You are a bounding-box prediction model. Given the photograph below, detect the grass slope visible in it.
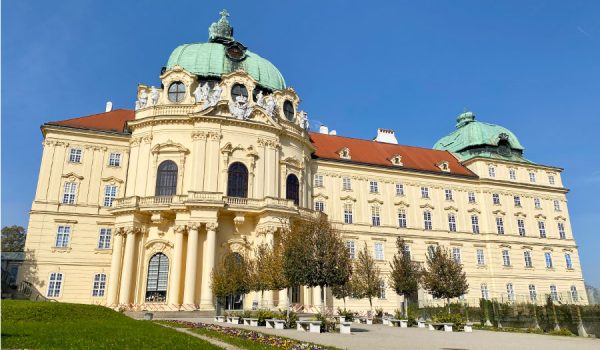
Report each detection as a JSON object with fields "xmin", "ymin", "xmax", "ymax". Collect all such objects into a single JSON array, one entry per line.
[{"xmin": 1, "ymin": 300, "xmax": 222, "ymax": 349}]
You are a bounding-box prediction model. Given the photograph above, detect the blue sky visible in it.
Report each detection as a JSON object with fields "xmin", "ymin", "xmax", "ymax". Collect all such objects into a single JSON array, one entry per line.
[{"xmin": 2, "ymin": 1, "xmax": 599, "ymax": 285}]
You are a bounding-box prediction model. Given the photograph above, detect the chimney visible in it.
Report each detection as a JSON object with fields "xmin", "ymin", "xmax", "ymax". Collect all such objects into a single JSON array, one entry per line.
[
  {"xmin": 319, "ymin": 125, "xmax": 329, "ymax": 134},
  {"xmin": 105, "ymin": 101, "xmax": 113, "ymax": 112},
  {"xmin": 374, "ymin": 128, "xmax": 398, "ymax": 144},
  {"xmin": 329, "ymin": 130, "xmax": 337, "ymax": 135}
]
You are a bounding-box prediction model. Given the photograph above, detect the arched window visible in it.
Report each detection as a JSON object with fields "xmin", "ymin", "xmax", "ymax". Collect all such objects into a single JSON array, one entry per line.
[
  {"xmin": 286, "ymin": 174, "xmax": 300, "ymax": 205},
  {"xmin": 231, "ymin": 84, "xmax": 248, "ymax": 101},
  {"xmin": 146, "ymin": 253, "xmax": 169, "ymax": 302},
  {"xmin": 227, "ymin": 162, "xmax": 248, "ymax": 198},
  {"xmin": 283, "ymin": 100, "xmax": 295, "ymax": 121},
  {"xmin": 156, "ymin": 160, "xmax": 178, "ymax": 196}
]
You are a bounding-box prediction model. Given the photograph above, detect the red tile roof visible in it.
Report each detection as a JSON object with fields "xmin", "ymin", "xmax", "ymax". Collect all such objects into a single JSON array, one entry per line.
[
  {"xmin": 309, "ymin": 132, "xmax": 475, "ymax": 177},
  {"xmin": 45, "ymin": 109, "xmax": 135, "ymax": 133}
]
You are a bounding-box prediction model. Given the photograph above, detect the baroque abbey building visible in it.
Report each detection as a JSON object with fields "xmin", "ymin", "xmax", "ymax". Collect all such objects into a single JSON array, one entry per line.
[{"xmin": 21, "ymin": 11, "xmax": 586, "ymax": 311}]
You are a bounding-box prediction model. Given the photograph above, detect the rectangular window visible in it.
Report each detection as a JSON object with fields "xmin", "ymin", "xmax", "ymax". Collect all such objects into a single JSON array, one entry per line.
[
  {"xmin": 545, "ymin": 252, "xmax": 553, "ymax": 268},
  {"xmin": 342, "ymin": 177, "xmax": 352, "ymax": 191},
  {"xmin": 548, "ymin": 175, "xmax": 555, "ymax": 185},
  {"xmin": 550, "ymin": 285, "xmax": 558, "ymax": 301},
  {"xmin": 103, "ymin": 185, "xmax": 117, "ymax": 207},
  {"xmin": 471, "ymin": 215, "xmax": 480, "ymax": 234},
  {"xmin": 346, "ymin": 240, "xmax": 355, "ymax": 259},
  {"xmin": 524, "ymin": 251, "xmax": 533, "ymax": 268},
  {"xmin": 514, "ymin": 196, "xmax": 521, "ymax": 207},
  {"xmin": 529, "ymin": 284, "xmax": 537, "ymax": 303},
  {"xmin": 496, "ymin": 217, "xmax": 505, "ymax": 235},
  {"xmin": 517, "ymin": 219, "xmax": 526, "ymax": 236},
  {"xmin": 395, "ymin": 183, "xmax": 404, "ymax": 196},
  {"xmin": 492, "ymin": 193, "xmax": 500, "ymax": 205},
  {"xmin": 468, "ymin": 191, "xmax": 476, "ymax": 203},
  {"xmin": 452, "ymin": 247, "xmax": 461, "ymax": 263},
  {"xmin": 565, "ymin": 253, "xmax": 573, "ymax": 269},
  {"xmin": 369, "ymin": 181, "xmax": 379, "ymax": 193},
  {"xmin": 448, "ymin": 213, "xmax": 457, "ymax": 232},
  {"xmin": 558, "ymin": 222, "xmax": 566, "ymax": 239},
  {"xmin": 47, "ymin": 272, "xmax": 63, "ymax": 297},
  {"xmin": 314, "ymin": 201, "xmax": 325, "ymax": 212},
  {"xmin": 509, "ymin": 168, "xmax": 517, "ymax": 180},
  {"xmin": 371, "ymin": 206, "xmax": 381, "ymax": 226},
  {"xmin": 476, "ymin": 249, "xmax": 485, "ymax": 266},
  {"xmin": 397, "ymin": 209, "xmax": 407, "ymax": 228},
  {"xmin": 92, "ymin": 273, "xmax": 107, "ymax": 297},
  {"xmin": 378, "ymin": 280, "xmax": 386, "ymax": 299},
  {"xmin": 507, "ymin": 283, "xmax": 515, "ymax": 302},
  {"xmin": 538, "ymin": 221, "xmax": 546, "ymax": 238},
  {"xmin": 69, "ymin": 148, "xmax": 82, "ymax": 163},
  {"xmin": 374, "ymin": 242, "xmax": 384, "ymax": 261},
  {"xmin": 553, "ymin": 200, "xmax": 561, "ymax": 211},
  {"xmin": 98, "ymin": 228, "xmax": 112, "ymax": 249},
  {"xmin": 403, "ymin": 245, "xmax": 411, "ymax": 260},
  {"xmin": 423, "ymin": 211, "xmax": 432, "ymax": 230},
  {"xmin": 534, "ymin": 198, "xmax": 541, "ymax": 209},
  {"xmin": 502, "ymin": 250, "xmax": 511, "ymax": 266},
  {"xmin": 314, "ymin": 174, "xmax": 324, "ymax": 187},
  {"xmin": 55, "ymin": 226, "xmax": 71, "ymax": 248},
  {"xmin": 108, "ymin": 153, "xmax": 121, "ymax": 167},
  {"xmin": 529, "ymin": 172, "xmax": 536, "ymax": 183},
  {"xmin": 343, "ymin": 203, "xmax": 353, "ymax": 224},
  {"xmin": 445, "ymin": 189, "xmax": 453, "ymax": 201},
  {"xmin": 481, "ymin": 284, "xmax": 489, "ymax": 300},
  {"xmin": 62, "ymin": 182, "xmax": 77, "ymax": 205},
  {"xmin": 488, "ymin": 166, "xmax": 496, "ymax": 177},
  {"xmin": 421, "ymin": 187, "xmax": 429, "ymax": 199}
]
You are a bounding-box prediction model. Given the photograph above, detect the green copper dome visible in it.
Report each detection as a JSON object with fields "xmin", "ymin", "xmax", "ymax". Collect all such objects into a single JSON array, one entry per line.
[
  {"xmin": 165, "ymin": 10, "xmax": 286, "ymax": 91},
  {"xmin": 433, "ymin": 111, "xmax": 532, "ymax": 163}
]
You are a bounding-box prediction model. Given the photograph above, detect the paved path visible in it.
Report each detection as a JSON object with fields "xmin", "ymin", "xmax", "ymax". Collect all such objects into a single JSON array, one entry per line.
[
  {"xmin": 157, "ymin": 322, "xmax": 240, "ymax": 350},
  {"xmin": 161, "ymin": 317, "xmax": 599, "ymax": 350}
]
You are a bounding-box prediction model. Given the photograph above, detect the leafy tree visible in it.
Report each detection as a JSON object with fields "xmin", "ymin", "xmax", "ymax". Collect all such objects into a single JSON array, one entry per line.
[
  {"xmin": 1, "ymin": 226, "xmax": 26, "ymax": 252},
  {"xmin": 422, "ymin": 245, "xmax": 469, "ymax": 313},
  {"xmin": 351, "ymin": 243, "xmax": 381, "ymax": 311},
  {"xmin": 249, "ymin": 241, "xmax": 288, "ymax": 308},
  {"xmin": 211, "ymin": 249, "xmax": 252, "ymax": 312},
  {"xmin": 389, "ymin": 237, "xmax": 422, "ymax": 317},
  {"xmin": 331, "ymin": 278, "xmax": 353, "ymax": 310}
]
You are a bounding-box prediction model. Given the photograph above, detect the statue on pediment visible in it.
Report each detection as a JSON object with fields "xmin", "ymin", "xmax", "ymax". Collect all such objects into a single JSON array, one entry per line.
[
  {"xmin": 150, "ymin": 86, "xmax": 160, "ymax": 106},
  {"xmin": 194, "ymin": 82, "xmax": 210, "ymax": 103}
]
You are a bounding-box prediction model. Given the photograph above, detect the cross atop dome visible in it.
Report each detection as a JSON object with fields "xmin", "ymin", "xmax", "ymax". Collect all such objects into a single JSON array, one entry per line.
[{"xmin": 208, "ymin": 9, "xmax": 234, "ymax": 43}]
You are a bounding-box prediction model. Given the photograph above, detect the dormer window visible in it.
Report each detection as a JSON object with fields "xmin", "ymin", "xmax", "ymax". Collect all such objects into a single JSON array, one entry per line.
[
  {"xmin": 339, "ymin": 147, "xmax": 351, "ymax": 160},
  {"xmin": 167, "ymin": 81, "xmax": 186, "ymax": 103},
  {"xmin": 437, "ymin": 161, "xmax": 450, "ymax": 172},
  {"xmin": 390, "ymin": 155, "xmax": 403, "ymax": 166}
]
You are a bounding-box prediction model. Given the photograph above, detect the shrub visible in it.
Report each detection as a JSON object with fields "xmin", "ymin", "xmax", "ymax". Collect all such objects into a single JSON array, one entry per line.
[
  {"xmin": 548, "ymin": 328, "xmax": 575, "ymax": 337},
  {"xmin": 337, "ymin": 308, "xmax": 354, "ymax": 322},
  {"xmin": 314, "ymin": 313, "xmax": 336, "ymax": 332},
  {"xmin": 432, "ymin": 313, "xmax": 464, "ymax": 331}
]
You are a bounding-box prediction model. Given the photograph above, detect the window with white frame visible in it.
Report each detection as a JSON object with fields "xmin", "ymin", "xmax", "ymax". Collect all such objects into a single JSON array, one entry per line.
[
  {"xmin": 92, "ymin": 273, "xmax": 107, "ymax": 297},
  {"xmin": 517, "ymin": 219, "xmax": 526, "ymax": 236},
  {"xmin": 468, "ymin": 191, "xmax": 476, "ymax": 203},
  {"xmin": 97, "ymin": 228, "xmax": 111, "ymax": 249},
  {"xmin": 314, "ymin": 174, "xmax": 324, "ymax": 187},
  {"xmin": 488, "ymin": 166, "xmax": 496, "ymax": 177},
  {"xmin": 452, "ymin": 247, "xmax": 461, "ymax": 263},
  {"xmin": 570, "ymin": 285, "xmax": 578, "ymax": 302},
  {"xmin": 524, "ymin": 251, "xmax": 533, "ymax": 268},
  {"xmin": 529, "ymin": 172, "xmax": 536, "ymax": 183},
  {"xmin": 529, "ymin": 284, "xmax": 537, "ymax": 303},
  {"xmin": 346, "ymin": 240, "xmax": 356, "ymax": 259},
  {"xmin": 314, "ymin": 201, "xmax": 325, "ymax": 212},
  {"xmin": 544, "ymin": 252, "xmax": 553, "ymax": 268},
  {"xmin": 553, "ymin": 200, "xmax": 561, "ymax": 211},
  {"xmin": 476, "ymin": 249, "xmax": 485, "ymax": 266},
  {"xmin": 369, "ymin": 180, "xmax": 379, "ymax": 193},
  {"xmin": 378, "ymin": 280, "xmax": 386, "ymax": 299},
  {"xmin": 538, "ymin": 221, "xmax": 546, "ymax": 238},
  {"xmin": 374, "ymin": 242, "xmax": 384, "ymax": 261},
  {"xmin": 63, "ymin": 182, "xmax": 77, "ymax": 204},
  {"xmin": 371, "ymin": 206, "xmax": 381, "ymax": 226},
  {"xmin": 534, "ymin": 198, "xmax": 541, "ymax": 209},
  {"xmin": 343, "ymin": 203, "xmax": 353, "ymax": 224},
  {"xmin": 514, "ymin": 196, "xmax": 521, "ymax": 207},
  {"xmin": 423, "ymin": 211, "xmax": 432, "ymax": 230},
  {"xmin": 445, "ymin": 189, "xmax": 453, "ymax": 201},
  {"xmin": 421, "ymin": 187, "xmax": 429, "ymax": 199},
  {"xmin": 502, "ymin": 250, "xmax": 511, "ymax": 266},
  {"xmin": 342, "ymin": 177, "xmax": 352, "ymax": 190},
  {"xmin": 427, "ymin": 245, "xmax": 436, "ymax": 258},
  {"xmin": 395, "ymin": 183, "xmax": 404, "ymax": 196},
  {"xmin": 492, "ymin": 193, "xmax": 500, "ymax": 205},
  {"xmin": 496, "ymin": 217, "xmax": 505, "ymax": 235},
  {"xmin": 565, "ymin": 253, "xmax": 573, "ymax": 269},
  {"xmin": 471, "ymin": 215, "xmax": 480, "ymax": 234},
  {"xmin": 509, "ymin": 168, "xmax": 517, "ymax": 180},
  {"xmin": 558, "ymin": 222, "xmax": 566, "ymax": 239},
  {"xmin": 403, "ymin": 245, "xmax": 411, "ymax": 260},
  {"xmin": 69, "ymin": 148, "xmax": 82, "ymax": 163},
  {"xmin": 108, "ymin": 153, "xmax": 121, "ymax": 167},
  {"xmin": 398, "ymin": 209, "xmax": 407, "ymax": 228},
  {"xmin": 448, "ymin": 213, "xmax": 457, "ymax": 232},
  {"xmin": 548, "ymin": 175, "xmax": 555, "ymax": 185},
  {"xmin": 550, "ymin": 285, "xmax": 558, "ymax": 301},
  {"xmin": 103, "ymin": 185, "xmax": 117, "ymax": 207},
  {"xmin": 507, "ymin": 283, "xmax": 515, "ymax": 302},
  {"xmin": 47, "ymin": 272, "xmax": 63, "ymax": 297},
  {"xmin": 55, "ymin": 226, "xmax": 71, "ymax": 248},
  {"xmin": 481, "ymin": 284, "xmax": 489, "ymax": 300}
]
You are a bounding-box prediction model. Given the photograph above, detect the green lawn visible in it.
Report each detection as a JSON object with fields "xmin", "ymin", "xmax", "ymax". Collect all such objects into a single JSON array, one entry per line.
[{"xmin": 1, "ymin": 300, "xmax": 223, "ymax": 349}]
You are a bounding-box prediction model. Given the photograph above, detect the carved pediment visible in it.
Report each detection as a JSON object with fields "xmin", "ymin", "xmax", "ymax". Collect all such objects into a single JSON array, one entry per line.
[
  {"xmin": 151, "ymin": 140, "xmax": 189, "ymax": 154},
  {"xmin": 420, "ymin": 203, "xmax": 435, "ymax": 209},
  {"xmin": 554, "ymin": 215, "xmax": 566, "ymax": 221},
  {"xmin": 492, "ymin": 209, "xmax": 506, "ymax": 216},
  {"xmin": 101, "ymin": 176, "xmax": 124, "ymax": 184},
  {"xmin": 61, "ymin": 172, "xmax": 84, "ymax": 181},
  {"xmin": 144, "ymin": 239, "xmax": 174, "ymax": 250},
  {"xmin": 444, "ymin": 206, "xmax": 459, "ymax": 212},
  {"xmin": 468, "ymin": 208, "xmax": 481, "ymax": 214},
  {"xmin": 368, "ymin": 198, "xmax": 384, "ymax": 205},
  {"xmin": 535, "ymin": 214, "xmax": 547, "ymax": 219},
  {"xmin": 340, "ymin": 195, "xmax": 357, "ymax": 202},
  {"xmin": 282, "ymin": 156, "xmax": 302, "ymax": 168},
  {"xmin": 394, "ymin": 200, "xmax": 410, "ymax": 207},
  {"xmin": 313, "ymin": 193, "xmax": 329, "ymax": 200},
  {"xmin": 514, "ymin": 211, "xmax": 527, "ymax": 217}
]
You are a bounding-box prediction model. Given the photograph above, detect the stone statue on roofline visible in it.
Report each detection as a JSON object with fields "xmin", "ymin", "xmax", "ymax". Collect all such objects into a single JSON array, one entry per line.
[
  {"xmin": 138, "ymin": 90, "xmax": 148, "ymax": 108},
  {"xmin": 228, "ymin": 94, "xmax": 253, "ymax": 120},
  {"xmin": 265, "ymin": 95, "xmax": 276, "ymax": 118},
  {"xmin": 150, "ymin": 86, "xmax": 160, "ymax": 106},
  {"xmin": 207, "ymin": 83, "xmax": 223, "ymax": 107},
  {"xmin": 255, "ymin": 91, "xmax": 265, "ymax": 107},
  {"xmin": 194, "ymin": 82, "xmax": 210, "ymax": 103},
  {"xmin": 298, "ymin": 111, "xmax": 309, "ymax": 130}
]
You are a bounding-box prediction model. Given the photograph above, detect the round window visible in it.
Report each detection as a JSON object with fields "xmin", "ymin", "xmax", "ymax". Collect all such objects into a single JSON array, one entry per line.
[
  {"xmin": 167, "ymin": 82, "xmax": 186, "ymax": 103},
  {"xmin": 231, "ymin": 84, "xmax": 248, "ymax": 102},
  {"xmin": 283, "ymin": 100, "xmax": 295, "ymax": 121}
]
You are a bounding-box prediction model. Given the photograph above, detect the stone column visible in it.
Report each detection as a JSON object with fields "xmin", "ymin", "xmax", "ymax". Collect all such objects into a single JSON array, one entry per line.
[
  {"xmin": 118, "ymin": 228, "xmax": 138, "ymax": 305},
  {"xmin": 106, "ymin": 229, "xmax": 124, "ymax": 306},
  {"xmin": 313, "ymin": 286, "xmax": 322, "ymax": 308},
  {"xmin": 168, "ymin": 225, "xmax": 186, "ymax": 306},
  {"xmin": 200, "ymin": 222, "xmax": 218, "ymax": 309},
  {"xmin": 278, "ymin": 289, "xmax": 289, "ymax": 309},
  {"xmin": 183, "ymin": 223, "xmax": 200, "ymax": 307}
]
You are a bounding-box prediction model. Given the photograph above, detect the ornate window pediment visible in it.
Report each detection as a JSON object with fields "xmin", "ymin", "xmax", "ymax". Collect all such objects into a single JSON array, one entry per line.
[
  {"xmin": 394, "ymin": 200, "xmax": 410, "ymax": 207},
  {"xmin": 368, "ymin": 198, "xmax": 384, "ymax": 205},
  {"xmin": 492, "ymin": 209, "xmax": 506, "ymax": 216},
  {"xmin": 340, "ymin": 195, "xmax": 357, "ymax": 202},
  {"xmin": 390, "ymin": 155, "xmax": 403, "ymax": 166},
  {"xmin": 144, "ymin": 239, "xmax": 174, "ymax": 250},
  {"xmin": 61, "ymin": 172, "xmax": 84, "ymax": 181},
  {"xmin": 468, "ymin": 208, "xmax": 481, "ymax": 214},
  {"xmin": 535, "ymin": 213, "xmax": 547, "ymax": 219},
  {"xmin": 514, "ymin": 211, "xmax": 527, "ymax": 217},
  {"xmin": 101, "ymin": 176, "xmax": 124, "ymax": 185},
  {"xmin": 444, "ymin": 206, "xmax": 459, "ymax": 212},
  {"xmin": 151, "ymin": 140, "xmax": 189, "ymax": 154},
  {"xmin": 313, "ymin": 193, "xmax": 329, "ymax": 200},
  {"xmin": 420, "ymin": 203, "xmax": 435, "ymax": 210},
  {"xmin": 554, "ymin": 215, "xmax": 566, "ymax": 221}
]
